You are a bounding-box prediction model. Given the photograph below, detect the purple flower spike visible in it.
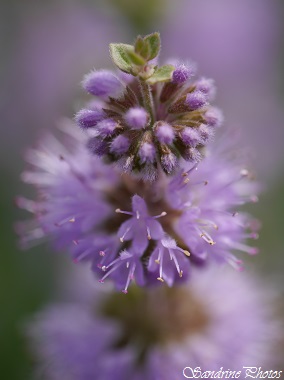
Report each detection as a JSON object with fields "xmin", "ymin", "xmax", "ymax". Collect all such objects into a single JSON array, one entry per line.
[
  {"xmin": 75, "ymin": 108, "xmax": 105, "ymax": 129},
  {"xmin": 124, "ymin": 107, "xmax": 148, "ymax": 129},
  {"xmin": 18, "ymin": 34, "xmax": 261, "ymax": 292},
  {"xmin": 27, "ymin": 266, "xmax": 280, "ymax": 378},
  {"xmin": 172, "ymin": 64, "xmax": 193, "ymax": 84},
  {"xmin": 154, "ymin": 122, "xmax": 175, "ymax": 144},
  {"xmin": 185, "ymin": 90, "xmax": 207, "ymax": 110},
  {"xmin": 82, "ymin": 69, "xmax": 124, "ymax": 98},
  {"xmin": 110, "ymin": 135, "xmax": 130, "ymax": 155}
]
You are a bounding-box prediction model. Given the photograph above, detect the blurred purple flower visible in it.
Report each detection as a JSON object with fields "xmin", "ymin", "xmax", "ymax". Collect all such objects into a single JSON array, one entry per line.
[
  {"xmin": 27, "ymin": 267, "xmax": 281, "ymax": 379},
  {"xmin": 17, "ymin": 119, "xmax": 259, "ymax": 292}
]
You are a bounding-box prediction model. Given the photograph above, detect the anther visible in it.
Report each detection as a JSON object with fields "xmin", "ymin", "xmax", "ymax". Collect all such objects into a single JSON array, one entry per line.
[
  {"xmin": 153, "ymin": 211, "xmax": 167, "ymax": 219},
  {"xmin": 183, "ymin": 250, "xmax": 190, "ymax": 256},
  {"xmin": 200, "ymin": 232, "xmax": 216, "ymax": 245},
  {"xmin": 157, "ymin": 277, "xmax": 164, "ymax": 282}
]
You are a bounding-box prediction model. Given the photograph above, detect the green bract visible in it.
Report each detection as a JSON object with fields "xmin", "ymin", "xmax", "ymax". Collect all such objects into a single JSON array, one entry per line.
[
  {"xmin": 110, "ymin": 32, "xmax": 169, "ymax": 83},
  {"xmin": 146, "ymin": 65, "xmax": 175, "ymax": 85},
  {"xmin": 109, "ymin": 43, "xmax": 135, "ymax": 74}
]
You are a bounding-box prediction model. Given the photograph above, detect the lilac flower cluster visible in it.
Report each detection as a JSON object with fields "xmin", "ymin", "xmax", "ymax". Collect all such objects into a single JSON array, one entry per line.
[
  {"xmin": 17, "ymin": 124, "xmax": 258, "ymax": 293},
  {"xmin": 27, "ymin": 267, "xmax": 279, "ymax": 379},
  {"xmin": 75, "ymin": 35, "xmax": 222, "ymax": 180},
  {"xmin": 17, "ymin": 33, "xmax": 259, "ymax": 294}
]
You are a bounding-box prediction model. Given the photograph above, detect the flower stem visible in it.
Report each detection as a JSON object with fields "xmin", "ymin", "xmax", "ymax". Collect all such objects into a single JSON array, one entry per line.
[{"xmin": 139, "ymin": 79, "xmax": 155, "ymax": 125}]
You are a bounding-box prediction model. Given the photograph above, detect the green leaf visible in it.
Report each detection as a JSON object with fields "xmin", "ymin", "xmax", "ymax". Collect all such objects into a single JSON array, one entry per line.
[
  {"xmin": 127, "ymin": 50, "xmax": 146, "ymax": 66},
  {"xmin": 135, "ymin": 36, "xmax": 150, "ymax": 60},
  {"xmin": 109, "ymin": 43, "xmax": 135, "ymax": 73},
  {"xmin": 144, "ymin": 32, "xmax": 161, "ymax": 60},
  {"xmin": 134, "ymin": 36, "xmax": 144, "ymax": 54},
  {"xmin": 146, "ymin": 64, "xmax": 174, "ymax": 85}
]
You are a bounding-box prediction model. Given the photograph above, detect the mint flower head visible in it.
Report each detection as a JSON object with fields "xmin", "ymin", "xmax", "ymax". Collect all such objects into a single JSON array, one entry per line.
[
  {"xmin": 17, "ymin": 120, "xmax": 259, "ymax": 293},
  {"xmin": 27, "ymin": 268, "xmax": 280, "ymax": 379},
  {"xmin": 17, "ymin": 32, "xmax": 259, "ymax": 293},
  {"xmin": 75, "ymin": 33, "xmax": 222, "ymax": 180}
]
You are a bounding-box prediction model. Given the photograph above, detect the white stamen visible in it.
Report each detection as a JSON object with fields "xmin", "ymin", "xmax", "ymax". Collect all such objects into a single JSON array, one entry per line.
[
  {"xmin": 122, "ymin": 262, "xmax": 136, "ymax": 294},
  {"xmin": 120, "ymin": 227, "xmax": 131, "ymax": 243},
  {"xmin": 153, "ymin": 211, "xmax": 167, "ymax": 219},
  {"xmin": 115, "ymin": 208, "xmax": 133, "ymax": 216}
]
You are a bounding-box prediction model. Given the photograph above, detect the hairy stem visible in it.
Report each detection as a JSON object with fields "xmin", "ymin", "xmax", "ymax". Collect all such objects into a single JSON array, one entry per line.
[{"xmin": 139, "ymin": 79, "xmax": 155, "ymax": 125}]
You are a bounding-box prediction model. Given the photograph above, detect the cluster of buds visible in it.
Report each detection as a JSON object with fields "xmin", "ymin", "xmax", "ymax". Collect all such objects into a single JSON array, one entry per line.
[{"xmin": 76, "ymin": 33, "xmax": 222, "ymax": 180}]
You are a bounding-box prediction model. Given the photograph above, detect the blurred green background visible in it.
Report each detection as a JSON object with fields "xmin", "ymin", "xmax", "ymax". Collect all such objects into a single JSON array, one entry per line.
[{"xmin": 1, "ymin": 0, "xmax": 284, "ymax": 378}]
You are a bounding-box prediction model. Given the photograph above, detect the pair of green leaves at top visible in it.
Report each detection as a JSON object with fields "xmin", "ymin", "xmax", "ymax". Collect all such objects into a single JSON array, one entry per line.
[{"xmin": 110, "ymin": 32, "xmax": 174, "ymax": 85}]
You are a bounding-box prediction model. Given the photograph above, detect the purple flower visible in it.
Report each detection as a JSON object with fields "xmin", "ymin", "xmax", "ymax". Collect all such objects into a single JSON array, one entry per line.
[
  {"xmin": 154, "ymin": 121, "xmax": 175, "ymax": 145},
  {"xmin": 26, "ymin": 267, "xmax": 281, "ymax": 379},
  {"xmin": 185, "ymin": 90, "xmax": 207, "ymax": 110},
  {"xmin": 172, "ymin": 63, "xmax": 193, "ymax": 84},
  {"xmin": 124, "ymin": 107, "xmax": 149, "ymax": 129},
  {"xmin": 74, "ymin": 35, "xmax": 221, "ymax": 178},
  {"xmin": 75, "ymin": 108, "xmax": 105, "ymax": 129},
  {"xmin": 82, "ymin": 69, "xmax": 124, "ymax": 99},
  {"xmin": 17, "ymin": 120, "xmax": 259, "ymax": 293}
]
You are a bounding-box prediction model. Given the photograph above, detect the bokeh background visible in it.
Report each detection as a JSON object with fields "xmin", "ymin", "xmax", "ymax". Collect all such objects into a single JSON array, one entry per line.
[{"xmin": 1, "ymin": 0, "xmax": 284, "ymax": 378}]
